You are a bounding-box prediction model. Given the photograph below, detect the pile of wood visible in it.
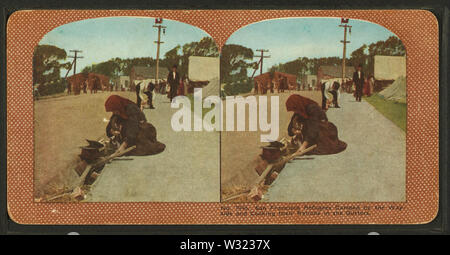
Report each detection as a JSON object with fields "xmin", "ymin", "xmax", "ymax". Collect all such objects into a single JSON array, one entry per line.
[
  {"xmin": 222, "ymin": 137, "xmax": 317, "ymax": 202},
  {"xmin": 44, "ymin": 138, "xmax": 136, "ymax": 202}
]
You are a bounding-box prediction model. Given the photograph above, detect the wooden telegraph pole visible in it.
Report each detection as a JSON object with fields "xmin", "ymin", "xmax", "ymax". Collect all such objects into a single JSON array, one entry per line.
[
  {"xmin": 339, "ymin": 18, "xmax": 351, "ymax": 85},
  {"xmin": 251, "ymin": 49, "xmax": 270, "ymax": 78},
  {"xmin": 153, "ymin": 18, "xmax": 166, "ymax": 86},
  {"xmin": 68, "ymin": 50, "xmax": 83, "ymax": 75}
]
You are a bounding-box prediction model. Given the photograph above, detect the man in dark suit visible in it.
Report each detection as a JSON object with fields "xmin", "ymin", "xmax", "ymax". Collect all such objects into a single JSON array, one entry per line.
[
  {"xmin": 353, "ymin": 64, "xmax": 364, "ymax": 102},
  {"xmin": 167, "ymin": 64, "xmax": 180, "ymax": 102}
]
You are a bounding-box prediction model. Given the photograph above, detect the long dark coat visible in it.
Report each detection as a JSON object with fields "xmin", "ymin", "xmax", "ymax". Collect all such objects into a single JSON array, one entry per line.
[
  {"xmin": 288, "ymin": 104, "xmax": 346, "ymax": 155},
  {"xmin": 106, "ymin": 114, "xmax": 165, "ymax": 156}
]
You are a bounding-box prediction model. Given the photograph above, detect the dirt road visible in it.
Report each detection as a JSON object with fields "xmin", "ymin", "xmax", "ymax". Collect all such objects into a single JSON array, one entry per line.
[
  {"xmin": 35, "ymin": 91, "xmax": 220, "ymax": 201},
  {"xmin": 263, "ymin": 93, "xmax": 406, "ymax": 202},
  {"xmin": 36, "ymin": 89, "xmax": 405, "ymax": 202},
  {"xmin": 220, "ymin": 91, "xmax": 322, "ymax": 197},
  {"xmin": 86, "ymin": 93, "xmax": 220, "ymax": 202},
  {"xmin": 34, "ymin": 91, "xmax": 136, "ymax": 197}
]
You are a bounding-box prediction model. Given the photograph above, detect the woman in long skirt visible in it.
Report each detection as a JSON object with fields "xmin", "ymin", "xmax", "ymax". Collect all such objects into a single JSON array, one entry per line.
[{"xmin": 286, "ymin": 94, "xmax": 347, "ymax": 155}]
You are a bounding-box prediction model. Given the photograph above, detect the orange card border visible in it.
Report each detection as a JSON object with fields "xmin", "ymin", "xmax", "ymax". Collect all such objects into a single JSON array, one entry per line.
[{"xmin": 6, "ymin": 9, "xmax": 439, "ymax": 225}]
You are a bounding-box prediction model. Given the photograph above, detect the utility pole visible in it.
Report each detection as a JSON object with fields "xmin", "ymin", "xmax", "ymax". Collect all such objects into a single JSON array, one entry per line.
[
  {"xmin": 63, "ymin": 59, "xmax": 75, "ymax": 80},
  {"xmin": 250, "ymin": 58, "xmax": 262, "ymax": 78},
  {"xmin": 254, "ymin": 49, "xmax": 270, "ymax": 75},
  {"xmin": 153, "ymin": 18, "xmax": 166, "ymax": 86},
  {"xmin": 339, "ymin": 18, "xmax": 351, "ymax": 85},
  {"xmin": 68, "ymin": 50, "xmax": 83, "ymax": 75}
]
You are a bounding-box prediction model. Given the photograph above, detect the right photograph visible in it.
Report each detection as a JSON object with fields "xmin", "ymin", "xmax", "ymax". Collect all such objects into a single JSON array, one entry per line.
[{"xmin": 220, "ymin": 17, "xmax": 406, "ymax": 202}]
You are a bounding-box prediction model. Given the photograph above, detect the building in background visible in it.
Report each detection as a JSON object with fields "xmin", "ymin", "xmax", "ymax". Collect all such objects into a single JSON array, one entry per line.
[
  {"xmin": 130, "ymin": 66, "xmax": 169, "ymax": 91},
  {"xmin": 188, "ymin": 56, "xmax": 220, "ymax": 98},
  {"xmin": 370, "ymin": 55, "xmax": 406, "ymax": 92},
  {"xmin": 317, "ymin": 65, "xmax": 355, "ymax": 89},
  {"xmin": 114, "ymin": 76, "xmax": 130, "ymax": 91},
  {"xmin": 373, "ymin": 55, "xmax": 406, "ymax": 81},
  {"xmin": 300, "ymin": 74, "xmax": 317, "ymax": 90},
  {"xmin": 253, "ymin": 71, "xmax": 297, "ymax": 94}
]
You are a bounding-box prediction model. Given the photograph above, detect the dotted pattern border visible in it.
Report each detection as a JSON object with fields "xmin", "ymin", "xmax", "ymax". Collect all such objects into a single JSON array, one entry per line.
[{"xmin": 6, "ymin": 10, "xmax": 439, "ymax": 225}]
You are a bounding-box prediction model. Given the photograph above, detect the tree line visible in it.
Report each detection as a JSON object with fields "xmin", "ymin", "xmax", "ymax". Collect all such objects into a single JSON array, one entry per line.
[
  {"xmin": 32, "ymin": 37, "xmax": 219, "ymax": 95},
  {"xmin": 268, "ymin": 36, "xmax": 406, "ymax": 77},
  {"xmin": 218, "ymin": 36, "xmax": 405, "ymax": 96},
  {"xmin": 32, "ymin": 34, "xmax": 405, "ymax": 97},
  {"xmin": 32, "ymin": 45, "xmax": 72, "ymax": 96},
  {"xmin": 81, "ymin": 37, "xmax": 219, "ymax": 78}
]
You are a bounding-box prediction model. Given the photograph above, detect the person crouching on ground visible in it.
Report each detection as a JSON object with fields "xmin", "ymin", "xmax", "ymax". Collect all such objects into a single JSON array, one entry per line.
[
  {"xmin": 137, "ymin": 81, "xmax": 156, "ymax": 111},
  {"xmin": 321, "ymin": 81, "xmax": 341, "ymax": 110},
  {"xmin": 105, "ymin": 95, "xmax": 165, "ymax": 157},
  {"xmin": 286, "ymin": 94, "xmax": 347, "ymax": 155},
  {"xmin": 144, "ymin": 82, "xmax": 155, "ymax": 109}
]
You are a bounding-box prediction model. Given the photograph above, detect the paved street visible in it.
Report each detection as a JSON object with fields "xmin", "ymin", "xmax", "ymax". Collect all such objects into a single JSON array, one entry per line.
[
  {"xmin": 263, "ymin": 93, "xmax": 406, "ymax": 202},
  {"xmin": 86, "ymin": 93, "xmax": 220, "ymax": 202},
  {"xmin": 85, "ymin": 92, "xmax": 405, "ymax": 202}
]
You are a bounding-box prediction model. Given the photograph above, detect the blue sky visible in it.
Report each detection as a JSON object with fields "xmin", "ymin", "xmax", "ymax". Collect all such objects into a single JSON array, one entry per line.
[
  {"xmin": 39, "ymin": 17, "xmax": 212, "ymax": 73},
  {"xmin": 39, "ymin": 17, "xmax": 400, "ymax": 75},
  {"xmin": 226, "ymin": 17, "xmax": 399, "ymax": 73}
]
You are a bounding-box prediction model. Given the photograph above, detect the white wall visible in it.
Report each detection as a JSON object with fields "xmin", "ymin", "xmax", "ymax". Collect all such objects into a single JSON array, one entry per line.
[
  {"xmin": 306, "ymin": 75, "xmax": 317, "ymax": 87},
  {"xmin": 374, "ymin": 55, "xmax": 406, "ymax": 80},
  {"xmin": 188, "ymin": 56, "xmax": 220, "ymax": 97},
  {"xmin": 188, "ymin": 56, "xmax": 220, "ymax": 81}
]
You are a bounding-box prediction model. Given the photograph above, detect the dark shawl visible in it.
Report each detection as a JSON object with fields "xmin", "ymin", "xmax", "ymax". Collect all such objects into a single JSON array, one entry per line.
[
  {"xmin": 286, "ymin": 94, "xmax": 346, "ymax": 155},
  {"xmin": 105, "ymin": 95, "xmax": 147, "ymax": 145},
  {"xmin": 106, "ymin": 114, "xmax": 165, "ymax": 155}
]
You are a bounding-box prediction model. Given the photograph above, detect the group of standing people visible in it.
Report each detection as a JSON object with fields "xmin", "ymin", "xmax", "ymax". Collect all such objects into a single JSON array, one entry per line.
[
  {"xmin": 353, "ymin": 64, "xmax": 374, "ymax": 101},
  {"xmin": 135, "ymin": 64, "xmax": 188, "ymax": 111},
  {"xmin": 320, "ymin": 64, "xmax": 375, "ymax": 110}
]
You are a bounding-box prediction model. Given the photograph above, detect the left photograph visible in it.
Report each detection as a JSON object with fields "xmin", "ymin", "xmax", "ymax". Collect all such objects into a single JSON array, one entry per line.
[{"xmin": 33, "ymin": 17, "xmax": 220, "ymax": 202}]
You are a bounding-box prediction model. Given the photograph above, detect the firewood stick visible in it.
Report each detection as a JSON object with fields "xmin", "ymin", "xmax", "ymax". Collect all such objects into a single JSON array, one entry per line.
[
  {"xmin": 95, "ymin": 145, "xmax": 136, "ymax": 166},
  {"xmin": 285, "ymin": 144, "xmax": 317, "ymax": 162},
  {"xmin": 222, "ymin": 144, "xmax": 317, "ymax": 202},
  {"xmin": 254, "ymin": 144, "xmax": 317, "ymax": 186},
  {"xmin": 45, "ymin": 145, "xmax": 137, "ymax": 202},
  {"xmin": 45, "ymin": 193, "xmax": 69, "ymax": 202},
  {"xmin": 222, "ymin": 190, "xmax": 251, "ymax": 202},
  {"xmin": 78, "ymin": 145, "xmax": 136, "ymax": 187}
]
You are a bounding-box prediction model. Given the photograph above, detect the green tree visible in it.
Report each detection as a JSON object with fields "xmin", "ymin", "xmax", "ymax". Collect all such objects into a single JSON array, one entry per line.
[
  {"xmin": 82, "ymin": 57, "xmax": 156, "ymax": 77},
  {"xmin": 350, "ymin": 36, "xmax": 406, "ymax": 75},
  {"xmin": 33, "ymin": 44, "xmax": 71, "ymax": 85},
  {"xmin": 269, "ymin": 36, "xmax": 405, "ymax": 78},
  {"xmin": 269, "ymin": 56, "xmax": 341, "ymax": 76},
  {"xmin": 80, "ymin": 36, "xmax": 219, "ymax": 79},
  {"xmin": 350, "ymin": 44, "xmax": 369, "ymax": 73},
  {"xmin": 164, "ymin": 45, "xmax": 182, "ymax": 69},
  {"xmin": 177, "ymin": 37, "xmax": 219, "ymax": 76},
  {"xmin": 220, "ymin": 44, "xmax": 255, "ymax": 83}
]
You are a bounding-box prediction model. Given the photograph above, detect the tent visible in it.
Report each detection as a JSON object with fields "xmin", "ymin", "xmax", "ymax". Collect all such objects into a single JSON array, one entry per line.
[{"xmin": 378, "ymin": 76, "xmax": 406, "ymax": 103}]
